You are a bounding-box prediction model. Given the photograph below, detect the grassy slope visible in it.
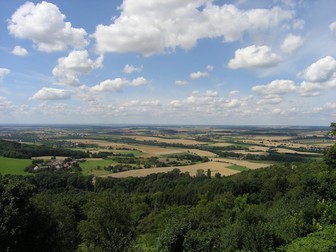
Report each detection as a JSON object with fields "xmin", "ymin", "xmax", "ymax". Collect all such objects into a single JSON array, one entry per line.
[{"xmin": 0, "ymin": 156, "xmax": 31, "ymax": 175}]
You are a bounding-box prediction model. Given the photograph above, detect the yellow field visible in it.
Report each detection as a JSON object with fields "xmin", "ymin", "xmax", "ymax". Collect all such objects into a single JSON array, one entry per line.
[
  {"xmin": 101, "ymin": 161, "xmax": 240, "ymax": 178},
  {"xmin": 125, "ymin": 136, "xmax": 207, "ymax": 145},
  {"xmin": 274, "ymin": 148, "xmax": 322, "ymax": 156},
  {"xmin": 211, "ymin": 142, "xmax": 233, "ymax": 147},
  {"xmin": 186, "ymin": 149, "xmax": 217, "ymax": 157},
  {"xmin": 212, "ymin": 158, "xmax": 270, "ymax": 170}
]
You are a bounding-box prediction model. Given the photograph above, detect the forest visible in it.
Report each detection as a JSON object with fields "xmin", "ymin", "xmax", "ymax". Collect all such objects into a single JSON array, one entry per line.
[{"xmin": 0, "ymin": 124, "xmax": 336, "ymax": 251}]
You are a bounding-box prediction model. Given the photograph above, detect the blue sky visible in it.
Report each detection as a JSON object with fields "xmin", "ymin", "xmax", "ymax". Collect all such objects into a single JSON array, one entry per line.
[{"xmin": 0, "ymin": 0, "xmax": 335, "ymax": 125}]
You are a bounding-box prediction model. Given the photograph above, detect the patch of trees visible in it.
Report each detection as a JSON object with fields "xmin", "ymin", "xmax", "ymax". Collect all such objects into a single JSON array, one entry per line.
[
  {"xmin": 0, "ymin": 140, "xmax": 90, "ymax": 159},
  {"xmin": 166, "ymin": 153, "xmax": 209, "ymax": 163}
]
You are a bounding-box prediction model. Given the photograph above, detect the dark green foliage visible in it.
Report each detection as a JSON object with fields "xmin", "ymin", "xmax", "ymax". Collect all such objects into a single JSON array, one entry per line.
[
  {"xmin": 324, "ymin": 144, "xmax": 336, "ymax": 169},
  {"xmin": 78, "ymin": 192, "xmax": 135, "ymax": 251},
  {"xmin": 0, "ymin": 140, "xmax": 89, "ymax": 159},
  {"xmin": 157, "ymin": 219, "xmax": 191, "ymax": 252}
]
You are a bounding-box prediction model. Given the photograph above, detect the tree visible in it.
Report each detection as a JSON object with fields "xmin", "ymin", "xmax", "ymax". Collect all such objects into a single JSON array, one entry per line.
[
  {"xmin": 286, "ymin": 225, "xmax": 336, "ymax": 252},
  {"xmin": 78, "ymin": 192, "xmax": 135, "ymax": 251},
  {"xmin": 157, "ymin": 219, "xmax": 191, "ymax": 252},
  {"xmin": 0, "ymin": 176, "xmax": 58, "ymax": 251},
  {"xmin": 324, "ymin": 123, "xmax": 336, "ymax": 169},
  {"xmin": 330, "ymin": 122, "xmax": 336, "ymax": 136}
]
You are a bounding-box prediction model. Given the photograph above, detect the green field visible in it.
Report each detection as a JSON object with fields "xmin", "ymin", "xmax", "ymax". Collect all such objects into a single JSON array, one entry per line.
[
  {"xmin": 80, "ymin": 159, "xmax": 115, "ymax": 175},
  {"xmin": 0, "ymin": 156, "xmax": 32, "ymax": 175},
  {"xmin": 227, "ymin": 164, "xmax": 249, "ymax": 172}
]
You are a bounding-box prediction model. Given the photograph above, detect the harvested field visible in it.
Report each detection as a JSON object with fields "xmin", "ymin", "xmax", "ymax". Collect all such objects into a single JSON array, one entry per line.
[
  {"xmin": 212, "ymin": 158, "xmax": 270, "ymax": 170},
  {"xmin": 233, "ymin": 150, "xmax": 267, "ymax": 155},
  {"xmin": 187, "ymin": 149, "xmax": 217, "ymax": 157},
  {"xmin": 274, "ymin": 148, "xmax": 322, "ymax": 156},
  {"xmin": 125, "ymin": 136, "xmax": 208, "ymax": 145},
  {"xmin": 101, "ymin": 161, "xmax": 240, "ymax": 178},
  {"xmin": 249, "ymin": 146, "xmax": 270, "ymax": 151},
  {"xmin": 211, "ymin": 142, "xmax": 233, "ymax": 147}
]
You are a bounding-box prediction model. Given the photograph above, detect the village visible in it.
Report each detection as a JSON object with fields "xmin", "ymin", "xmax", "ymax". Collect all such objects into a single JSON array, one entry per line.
[{"xmin": 28, "ymin": 157, "xmax": 84, "ymax": 173}]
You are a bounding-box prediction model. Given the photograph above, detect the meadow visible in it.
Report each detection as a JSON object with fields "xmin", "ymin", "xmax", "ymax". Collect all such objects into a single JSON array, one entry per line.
[{"xmin": 0, "ymin": 156, "xmax": 31, "ymax": 175}]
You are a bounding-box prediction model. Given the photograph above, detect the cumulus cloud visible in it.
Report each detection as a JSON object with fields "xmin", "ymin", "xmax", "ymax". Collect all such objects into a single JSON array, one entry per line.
[
  {"xmin": 90, "ymin": 78, "xmax": 129, "ymax": 92},
  {"xmin": 252, "ymin": 80, "xmax": 296, "ymax": 95},
  {"xmin": 298, "ymin": 56, "xmax": 336, "ymax": 83},
  {"xmin": 12, "ymin": 45, "xmax": 28, "ymax": 56},
  {"xmin": 123, "ymin": 64, "xmax": 143, "ymax": 74},
  {"xmin": 228, "ymin": 45, "xmax": 282, "ymax": 69},
  {"xmin": 31, "ymin": 87, "xmax": 72, "ymax": 100},
  {"xmin": 206, "ymin": 65, "xmax": 214, "ymax": 71},
  {"xmin": 175, "ymin": 80, "xmax": 188, "ymax": 86},
  {"xmin": 131, "ymin": 77, "xmax": 148, "ymax": 86},
  {"xmin": 0, "ymin": 96, "xmax": 14, "ymax": 111},
  {"xmin": 90, "ymin": 77, "xmax": 148, "ymax": 92},
  {"xmin": 229, "ymin": 90, "xmax": 240, "ymax": 97},
  {"xmin": 292, "ymin": 19, "xmax": 305, "ymax": 29},
  {"xmin": 8, "ymin": 1, "xmax": 88, "ymax": 52},
  {"xmin": 330, "ymin": 22, "xmax": 336, "ymax": 34},
  {"xmin": 52, "ymin": 50, "xmax": 103, "ymax": 85},
  {"xmin": 93, "ymin": 1, "xmax": 293, "ymax": 55},
  {"xmin": 297, "ymin": 81, "xmax": 323, "ymax": 97},
  {"xmin": 190, "ymin": 71, "xmax": 208, "ymax": 79},
  {"xmin": 281, "ymin": 34, "xmax": 304, "ymax": 54},
  {"xmin": 0, "ymin": 68, "xmax": 10, "ymax": 79},
  {"xmin": 256, "ymin": 95, "xmax": 283, "ymax": 105}
]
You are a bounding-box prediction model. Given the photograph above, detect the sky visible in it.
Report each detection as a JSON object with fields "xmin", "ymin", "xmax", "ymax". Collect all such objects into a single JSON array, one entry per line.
[{"xmin": 0, "ymin": 0, "xmax": 335, "ymax": 126}]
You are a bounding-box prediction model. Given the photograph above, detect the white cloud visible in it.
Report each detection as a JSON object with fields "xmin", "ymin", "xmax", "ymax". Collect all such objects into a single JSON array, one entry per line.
[
  {"xmin": 131, "ymin": 77, "xmax": 148, "ymax": 86},
  {"xmin": 229, "ymin": 90, "xmax": 240, "ymax": 96},
  {"xmin": 228, "ymin": 45, "xmax": 282, "ymax": 69},
  {"xmin": 31, "ymin": 87, "xmax": 72, "ymax": 100},
  {"xmin": 52, "ymin": 50, "xmax": 103, "ymax": 85},
  {"xmin": 205, "ymin": 90, "xmax": 218, "ymax": 97},
  {"xmin": 90, "ymin": 78, "xmax": 129, "ymax": 92},
  {"xmin": 206, "ymin": 65, "xmax": 214, "ymax": 71},
  {"xmin": 123, "ymin": 64, "xmax": 143, "ymax": 74},
  {"xmin": 0, "ymin": 68, "xmax": 10, "ymax": 79},
  {"xmin": 93, "ymin": 1, "xmax": 293, "ymax": 55},
  {"xmin": 324, "ymin": 102, "xmax": 336, "ymax": 109},
  {"xmin": 252, "ymin": 80, "xmax": 296, "ymax": 95},
  {"xmin": 12, "ymin": 45, "xmax": 28, "ymax": 56},
  {"xmin": 8, "ymin": 1, "xmax": 88, "ymax": 52},
  {"xmin": 272, "ymin": 108, "xmax": 282, "ymax": 115},
  {"xmin": 90, "ymin": 77, "xmax": 148, "ymax": 92},
  {"xmin": 297, "ymin": 81, "xmax": 323, "ymax": 97},
  {"xmin": 281, "ymin": 34, "xmax": 304, "ymax": 54},
  {"xmin": 175, "ymin": 80, "xmax": 188, "ymax": 86},
  {"xmin": 329, "ymin": 22, "xmax": 336, "ymax": 34},
  {"xmin": 256, "ymin": 95, "xmax": 283, "ymax": 105},
  {"xmin": 190, "ymin": 71, "xmax": 208, "ymax": 79},
  {"xmin": 292, "ymin": 19, "xmax": 305, "ymax": 29},
  {"xmin": 298, "ymin": 56, "xmax": 336, "ymax": 83},
  {"xmin": 0, "ymin": 96, "xmax": 14, "ymax": 111}
]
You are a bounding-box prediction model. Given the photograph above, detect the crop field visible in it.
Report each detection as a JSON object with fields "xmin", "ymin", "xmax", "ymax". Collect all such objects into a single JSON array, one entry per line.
[
  {"xmin": 126, "ymin": 136, "xmax": 208, "ymax": 145},
  {"xmin": 104, "ymin": 161, "xmax": 241, "ymax": 178},
  {"xmin": 0, "ymin": 156, "xmax": 31, "ymax": 175},
  {"xmin": 212, "ymin": 158, "xmax": 270, "ymax": 170},
  {"xmin": 0, "ymin": 125, "xmax": 333, "ymax": 178}
]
